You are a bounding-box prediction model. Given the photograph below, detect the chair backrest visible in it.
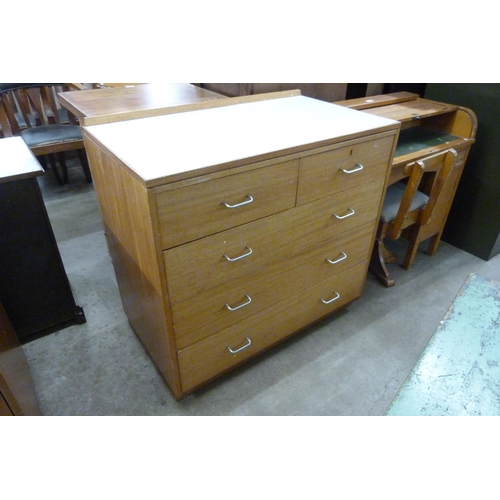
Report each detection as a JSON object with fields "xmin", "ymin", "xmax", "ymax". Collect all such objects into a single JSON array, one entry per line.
[
  {"xmin": 417, "ymin": 149, "xmax": 457, "ymax": 226},
  {"xmin": 387, "ymin": 148, "xmax": 458, "ymax": 240},
  {"xmin": 0, "ymin": 84, "xmax": 76, "ymax": 137},
  {"xmin": 0, "ymin": 99, "xmax": 10, "ymax": 138}
]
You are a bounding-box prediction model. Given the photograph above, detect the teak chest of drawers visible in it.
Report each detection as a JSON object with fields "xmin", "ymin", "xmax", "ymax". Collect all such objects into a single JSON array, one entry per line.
[{"xmin": 82, "ymin": 91, "xmax": 399, "ymax": 399}]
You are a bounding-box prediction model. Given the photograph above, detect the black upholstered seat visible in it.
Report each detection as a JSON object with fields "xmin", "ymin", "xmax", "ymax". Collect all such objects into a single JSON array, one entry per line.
[
  {"xmin": 21, "ymin": 123, "xmax": 83, "ymax": 148},
  {"xmin": 0, "ymin": 83, "xmax": 91, "ymax": 184},
  {"xmin": 381, "ymin": 181, "xmax": 429, "ymax": 224}
]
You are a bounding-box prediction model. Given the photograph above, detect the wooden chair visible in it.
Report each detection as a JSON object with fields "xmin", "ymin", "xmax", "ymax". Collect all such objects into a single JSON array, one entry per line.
[
  {"xmin": 370, "ymin": 149, "xmax": 458, "ymax": 287},
  {"xmin": 0, "ymin": 83, "xmax": 91, "ymax": 184}
]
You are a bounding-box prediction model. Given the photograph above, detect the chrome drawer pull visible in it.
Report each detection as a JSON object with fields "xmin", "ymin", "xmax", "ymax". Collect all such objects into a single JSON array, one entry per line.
[
  {"xmin": 340, "ymin": 163, "xmax": 364, "ymax": 174},
  {"xmin": 227, "ymin": 337, "xmax": 252, "ymax": 354},
  {"xmin": 223, "ymin": 246, "xmax": 253, "ymax": 262},
  {"xmin": 321, "ymin": 291, "xmax": 340, "ymax": 304},
  {"xmin": 326, "ymin": 252, "xmax": 347, "ymax": 265},
  {"xmin": 221, "ymin": 194, "xmax": 254, "ymax": 208},
  {"xmin": 333, "ymin": 208, "xmax": 355, "ymax": 219},
  {"xmin": 225, "ymin": 294, "xmax": 252, "ymax": 311}
]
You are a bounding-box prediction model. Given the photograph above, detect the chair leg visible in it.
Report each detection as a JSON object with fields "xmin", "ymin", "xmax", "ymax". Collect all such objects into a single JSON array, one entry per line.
[
  {"xmin": 403, "ymin": 227, "xmax": 443, "ymax": 270},
  {"xmin": 38, "ymin": 155, "xmax": 48, "ymax": 171},
  {"xmin": 369, "ymin": 237, "xmax": 396, "ymax": 287},
  {"xmin": 77, "ymin": 149, "xmax": 92, "ymax": 183},
  {"xmin": 57, "ymin": 152, "xmax": 69, "ymax": 184},
  {"xmin": 402, "ymin": 229, "xmax": 421, "ymax": 270},
  {"xmin": 381, "ymin": 241, "xmax": 397, "ymax": 264},
  {"xmin": 426, "ymin": 232, "xmax": 442, "ymax": 256},
  {"xmin": 46, "ymin": 153, "xmax": 64, "ymax": 185}
]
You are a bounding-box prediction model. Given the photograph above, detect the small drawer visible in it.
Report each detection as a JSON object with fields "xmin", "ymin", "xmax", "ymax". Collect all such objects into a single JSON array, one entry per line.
[
  {"xmin": 177, "ymin": 261, "xmax": 368, "ymax": 393},
  {"xmin": 172, "ymin": 223, "xmax": 374, "ymax": 349},
  {"xmin": 156, "ymin": 160, "xmax": 298, "ymax": 249},
  {"xmin": 297, "ymin": 134, "xmax": 395, "ymax": 205}
]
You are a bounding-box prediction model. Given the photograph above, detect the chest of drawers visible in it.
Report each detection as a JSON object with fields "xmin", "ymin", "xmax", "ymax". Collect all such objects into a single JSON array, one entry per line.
[{"xmin": 82, "ymin": 92, "xmax": 399, "ymax": 399}]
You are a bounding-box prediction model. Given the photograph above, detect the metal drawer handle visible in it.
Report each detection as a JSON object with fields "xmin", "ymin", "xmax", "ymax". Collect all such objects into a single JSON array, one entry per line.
[
  {"xmin": 321, "ymin": 291, "xmax": 340, "ymax": 304},
  {"xmin": 221, "ymin": 194, "xmax": 254, "ymax": 208},
  {"xmin": 340, "ymin": 163, "xmax": 364, "ymax": 174},
  {"xmin": 223, "ymin": 246, "xmax": 253, "ymax": 262},
  {"xmin": 326, "ymin": 252, "xmax": 347, "ymax": 265},
  {"xmin": 225, "ymin": 294, "xmax": 252, "ymax": 311},
  {"xmin": 227, "ymin": 337, "xmax": 252, "ymax": 354},
  {"xmin": 333, "ymin": 208, "xmax": 355, "ymax": 219}
]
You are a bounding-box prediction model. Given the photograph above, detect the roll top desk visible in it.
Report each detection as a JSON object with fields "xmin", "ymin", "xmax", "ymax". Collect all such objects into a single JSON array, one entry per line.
[{"xmin": 337, "ymin": 92, "xmax": 477, "ymax": 286}]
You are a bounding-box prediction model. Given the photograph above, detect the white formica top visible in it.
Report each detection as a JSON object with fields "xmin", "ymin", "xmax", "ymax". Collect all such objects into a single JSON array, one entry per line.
[
  {"xmin": 84, "ymin": 95, "xmax": 399, "ymax": 186},
  {"xmin": 0, "ymin": 137, "xmax": 44, "ymax": 184}
]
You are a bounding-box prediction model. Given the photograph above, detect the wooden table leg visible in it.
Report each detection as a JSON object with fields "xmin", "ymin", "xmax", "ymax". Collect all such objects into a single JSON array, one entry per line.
[{"xmin": 369, "ymin": 236, "xmax": 396, "ymax": 287}]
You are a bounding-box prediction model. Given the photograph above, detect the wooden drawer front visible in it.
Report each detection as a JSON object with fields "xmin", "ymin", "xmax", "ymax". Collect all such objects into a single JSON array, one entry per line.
[
  {"xmin": 165, "ymin": 179, "xmax": 383, "ymax": 305},
  {"xmin": 172, "ymin": 224, "xmax": 374, "ymax": 349},
  {"xmin": 297, "ymin": 134, "xmax": 394, "ymax": 205},
  {"xmin": 156, "ymin": 160, "xmax": 299, "ymax": 249},
  {"xmin": 177, "ymin": 261, "xmax": 367, "ymax": 393}
]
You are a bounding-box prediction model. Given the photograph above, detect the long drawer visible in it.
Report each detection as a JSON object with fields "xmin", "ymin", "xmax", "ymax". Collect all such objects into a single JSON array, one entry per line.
[
  {"xmin": 172, "ymin": 223, "xmax": 374, "ymax": 349},
  {"xmin": 164, "ymin": 179, "xmax": 384, "ymax": 305},
  {"xmin": 177, "ymin": 261, "xmax": 368, "ymax": 393},
  {"xmin": 156, "ymin": 160, "xmax": 299, "ymax": 249},
  {"xmin": 297, "ymin": 134, "xmax": 395, "ymax": 205}
]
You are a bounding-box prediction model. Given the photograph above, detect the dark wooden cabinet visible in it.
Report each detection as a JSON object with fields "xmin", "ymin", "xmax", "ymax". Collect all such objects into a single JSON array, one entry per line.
[
  {"xmin": 0, "ymin": 137, "xmax": 85, "ymax": 341},
  {"xmin": 424, "ymin": 84, "xmax": 500, "ymax": 261}
]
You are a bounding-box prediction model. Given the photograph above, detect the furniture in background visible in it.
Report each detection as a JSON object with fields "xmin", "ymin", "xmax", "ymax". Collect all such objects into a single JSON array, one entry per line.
[
  {"xmin": 196, "ymin": 83, "xmax": 389, "ymax": 103},
  {"xmin": 82, "ymin": 90, "xmax": 399, "ymax": 399},
  {"xmin": 424, "ymin": 84, "xmax": 500, "ymax": 261},
  {"xmin": 383, "ymin": 83, "xmax": 427, "ymax": 98},
  {"xmin": 0, "ymin": 137, "xmax": 85, "ymax": 341},
  {"xmin": 337, "ymin": 92, "xmax": 477, "ymax": 286},
  {"xmin": 1, "ymin": 302, "xmax": 41, "ymax": 416},
  {"xmin": 92, "ymin": 83, "xmax": 146, "ymax": 88},
  {"xmin": 371, "ymin": 149, "xmax": 458, "ymax": 287},
  {"xmin": 399, "ymin": 150, "xmax": 459, "ymax": 269},
  {"xmin": 197, "ymin": 83, "xmax": 350, "ymax": 102},
  {"xmin": 0, "ymin": 83, "xmax": 91, "ymax": 184},
  {"xmin": 58, "ymin": 83, "xmax": 226, "ymax": 126}
]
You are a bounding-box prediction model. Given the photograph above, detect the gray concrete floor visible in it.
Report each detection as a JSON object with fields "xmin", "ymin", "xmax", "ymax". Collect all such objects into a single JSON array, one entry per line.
[{"xmin": 23, "ymin": 161, "xmax": 500, "ymax": 416}]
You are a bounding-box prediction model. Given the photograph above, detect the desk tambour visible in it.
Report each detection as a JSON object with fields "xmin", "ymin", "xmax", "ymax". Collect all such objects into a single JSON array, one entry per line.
[
  {"xmin": 82, "ymin": 92, "xmax": 399, "ymax": 399},
  {"xmin": 337, "ymin": 92, "xmax": 476, "ymax": 185}
]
